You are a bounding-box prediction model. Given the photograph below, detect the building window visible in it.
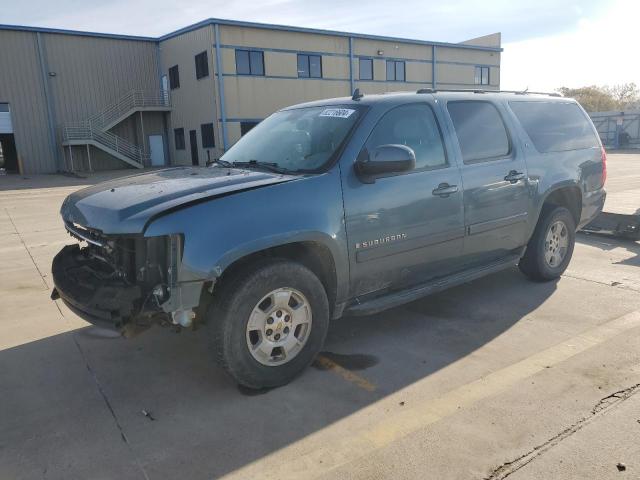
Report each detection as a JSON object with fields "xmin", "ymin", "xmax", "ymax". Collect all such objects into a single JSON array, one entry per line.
[
  {"xmin": 297, "ymin": 54, "xmax": 322, "ymax": 78},
  {"xmin": 235, "ymin": 49, "xmax": 265, "ymax": 76},
  {"xmin": 201, "ymin": 123, "xmax": 215, "ymax": 148},
  {"xmin": 0, "ymin": 103, "xmax": 9, "ymax": 112},
  {"xmin": 195, "ymin": 51, "xmax": 209, "ymax": 79},
  {"xmin": 174, "ymin": 128, "xmax": 185, "ymax": 150},
  {"xmin": 475, "ymin": 66, "xmax": 489, "ymax": 85},
  {"xmin": 240, "ymin": 121, "xmax": 259, "ymax": 136},
  {"xmin": 359, "ymin": 58, "xmax": 373, "ymax": 80},
  {"xmin": 386, "ymin": 60, "xmax": 405, "ymax": 81},
  {"xmin": 169, "ymin": 65, "xmax": 180, "ymax": 89}
]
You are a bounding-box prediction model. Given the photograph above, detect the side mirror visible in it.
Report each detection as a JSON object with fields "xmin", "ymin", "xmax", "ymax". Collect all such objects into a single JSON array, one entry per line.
[{"xmin": 355, "ymin": 144, "xmax": 416, "ymax": 182}]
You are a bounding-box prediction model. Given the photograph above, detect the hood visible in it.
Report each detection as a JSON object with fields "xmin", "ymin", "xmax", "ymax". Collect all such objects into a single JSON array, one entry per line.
[{"xmin": 61, "ymin": 167, "xmax": 295, "ymax": 234}]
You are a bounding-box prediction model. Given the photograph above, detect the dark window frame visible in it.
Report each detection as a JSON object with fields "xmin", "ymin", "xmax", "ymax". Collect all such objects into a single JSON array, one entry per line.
[
  {"xmin": 447, "ymin": 100, "xmax": 513, "ymax": 164},
  {"xmin": 359, "ymin": 57, "xmax": 373, "ymax": 80},
  {"xmin": 200, "ymin": 123, "xmax": 215, "ymax": 148},
  {"xmin": 359, "ymin": 102, "xmax": 449, "ymax": 178},
  {"xmin": 174, "ymin": 128, "xmax": 185, "ymax": 150},
  {"xmin": 386, "ymin": 60, "xmax": 406, "ymax": 82},
  {"xmin": 235, "ymin": 49, "xmax": 265, "ymax": 76},
  {"xmin": 195, "ymin": 51, "xmax": 209, "ymax": 80},
  {"xmin": 168, "ymin": 65, "xmax": 180, "ymax": 90},
  {"xmin": 297, "ymin": 53, "xmax": 323, "ymax": 78},
  {"xmin": 240, "ymin": 121, "xmax": 260, "ymax": 136},
  {"xmin": 475, "ymin": 66, "xmax": 490, "ymax": 85}
]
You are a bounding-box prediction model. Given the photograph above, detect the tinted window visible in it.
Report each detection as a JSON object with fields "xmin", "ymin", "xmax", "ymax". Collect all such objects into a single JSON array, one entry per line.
[
  {"xmin": 509, "ymin": 101, "xmax": 599, "ymax": 153},
  {"xmin": 0, "ymin": 103, "xmax": 9, "ymax": 112},
  {"xmin": 386, "ymin": 60, "xmax": 405, "ymax": 81},
  {"xmin": 195, "ymin": 51, "xmax": 209, "ymax": 79},
  {"xmin": 359, "ymin": 58, "xmax": 373, "ymax": 80},
  {"xmin": 447, "ymin": 101, "xmax": 510, "ymax": 163},
  {"xmin": 201, "ymin": 123, "xmax": 215, "ymax": 148},
  {"xmin": 174, "ymin": 128, "xmax": 185, "ymax": 150},
  {"xmin": 236, "ymin": 50, "xmax": 264, "ymax": 76},
  {"xmin": 297, "ymin": 54, "xmax": 322, "ymax": 78},
  {"xmin": 475, "ymin": 66, "xmax": 489, "ymax": 85},
  {"xmin": 240, "ymin": 121, "xmax": 259, "ymax": 136},
  {"xmin": 168, "ymin": 65, "xmax": 180, "ymax": 89},
  {"xmin": 365, "ymin": 104, "xmax": 447, "ymax": 170}
]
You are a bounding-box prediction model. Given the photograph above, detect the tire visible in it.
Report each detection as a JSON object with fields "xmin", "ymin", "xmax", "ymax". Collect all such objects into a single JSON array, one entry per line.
[
  {"xmin": 519, "ymin": 205, "xmax": 576, "ymax": 281},
  {"xmin": 207, "ymin": 259, "xmax": 329, "ymax": 389}
]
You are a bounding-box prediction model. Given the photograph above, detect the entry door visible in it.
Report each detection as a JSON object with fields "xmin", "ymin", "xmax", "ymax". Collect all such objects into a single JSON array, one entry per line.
[
  {"xmin": 342, "ymin": 102, "xmax": 465, "ymax": 297},
  {"xmin": 149, "ymin": 135, "xmax": 165, "ymax": 166},
  {"xmin": 189, "ymin": 130, "xmax": 199, "ymax": 166},
  {"xmin": 446, "ymin": 100, "xmax": 530, "ymax": 264}
]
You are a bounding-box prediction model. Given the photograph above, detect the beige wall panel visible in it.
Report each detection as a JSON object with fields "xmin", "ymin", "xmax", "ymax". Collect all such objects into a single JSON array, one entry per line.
[
  {"xmin": 221, "ymin": 26, "xmax": 349, "ymax": 54},
  {"xmin": 354, "ymin": 38, "xmax": 432, "ymax": 61},
  {"xmin": 436, "ymin": 46, "xmax": 499, "ymax": 66},
  {"xmin": 222, "ymin": 48, "xmax": 237, "ymax": 74},
  {"xmin": 489, "ymin": 66, "xmax": 500, "ymax": 87},
  {"xmin": 264, "ymin": 52, "xmax": 297, "ymax": 77},
  {"xmin": 223, "ymin": 77, "xmax": 350, "ymax": 119},
  {"xmin": 160, "ymin": 25, "xmax": 221, "ymax": 163},
  {"xmin": 322, "ymin": 56, "xmax": 350, "ymax": 80},
  {"xmin": 0, "ymin": 30, "xmax": 56, "ymax": 173},
  {"xmin": 406, "ymin": 62, "xmax": 432, "ymax": 83},
  {"xmin": 437, "ymin": 64, "xmax": 475, "ymax": 85},
  {"xmin": 226, "ymin": 122, "xmax": 242, "ymax": 146}
]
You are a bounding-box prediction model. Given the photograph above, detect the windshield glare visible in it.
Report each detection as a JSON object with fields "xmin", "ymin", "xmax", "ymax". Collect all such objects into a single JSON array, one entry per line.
[{"xmin": 220, "ymin": 106, "xmax": 361, "ymax": 172}]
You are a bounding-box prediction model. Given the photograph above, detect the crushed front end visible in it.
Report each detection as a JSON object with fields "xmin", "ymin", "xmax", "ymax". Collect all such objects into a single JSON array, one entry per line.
[{"xmin": 51, "ymin": 221, "xmax": 185, "ymax": 334}]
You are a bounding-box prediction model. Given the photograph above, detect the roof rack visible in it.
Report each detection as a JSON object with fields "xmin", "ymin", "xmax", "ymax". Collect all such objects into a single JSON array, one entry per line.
[{"xmin": 416, "ymin": 88, "xmax": 562, "ymax": 97}]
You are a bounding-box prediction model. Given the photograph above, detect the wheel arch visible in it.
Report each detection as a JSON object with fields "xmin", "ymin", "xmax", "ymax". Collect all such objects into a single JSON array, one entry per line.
[{"xmin": 538, "ymin": 183, "xmax": 582, "ymax": 228}]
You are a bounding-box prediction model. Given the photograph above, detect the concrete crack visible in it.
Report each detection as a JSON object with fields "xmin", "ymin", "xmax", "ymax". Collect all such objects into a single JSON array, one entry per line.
[
  {"xmin": 5, "ymin": 208, "xmax": 49, "ymax": 290},
  {"xmin": 484, "ymin": 382, "xmax": 640, "ymax": 480}
]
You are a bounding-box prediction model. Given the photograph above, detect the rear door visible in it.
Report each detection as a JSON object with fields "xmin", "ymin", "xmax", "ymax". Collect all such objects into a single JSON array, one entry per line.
[
  {"xmin": 342, "ymin": 101, "xmax": 465, "ymax": 297},
  {"xmin": 445, "ymin": 100, "xmax": 530, "ymax": 264}
]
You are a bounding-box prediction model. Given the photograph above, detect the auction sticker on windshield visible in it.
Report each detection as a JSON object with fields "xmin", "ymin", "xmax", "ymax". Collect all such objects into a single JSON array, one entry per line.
[{"xmin": 319, "ymin": 108, "xmax": 356, "ymax": 118}]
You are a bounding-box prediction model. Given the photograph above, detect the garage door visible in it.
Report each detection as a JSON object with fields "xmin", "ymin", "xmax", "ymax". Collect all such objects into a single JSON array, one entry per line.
[{"xmin": 0, "ymin": 104, "xmax": 13, "ymax": 134}]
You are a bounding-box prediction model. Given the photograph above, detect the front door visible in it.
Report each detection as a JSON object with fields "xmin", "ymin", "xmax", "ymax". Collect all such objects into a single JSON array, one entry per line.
[
  {"xmin": 342, "ymin": 102, "xmax": 465, "ymax": 298},
  {"xmin": 189, "ymin": 129, "xmax": 199, "ymax": 166},
  {"xmin": 445, "ymin": 100, "xmax": 530, "ymax": 264},
  {"xmin": 149, "ymin": 135, "xmax": 165, "ymax": 166}
]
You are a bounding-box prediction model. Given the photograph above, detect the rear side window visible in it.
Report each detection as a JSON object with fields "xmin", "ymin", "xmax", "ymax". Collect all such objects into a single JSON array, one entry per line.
[
  {"xmin": 447, "ymin": 101, "xmax": 510, "ymax": 163},
  {"xmin": 365, "ymin": 104, "xmax": 447, "ymax": 170},
  {"xmin": 509, "ymin": 101, "xmax": 598, "ymax": 153}
]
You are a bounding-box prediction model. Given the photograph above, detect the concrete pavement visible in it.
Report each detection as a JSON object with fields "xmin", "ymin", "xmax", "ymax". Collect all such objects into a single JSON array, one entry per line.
[{"xmin": 1, "ymin": 154, "xmax": 639, "ymax": 479}]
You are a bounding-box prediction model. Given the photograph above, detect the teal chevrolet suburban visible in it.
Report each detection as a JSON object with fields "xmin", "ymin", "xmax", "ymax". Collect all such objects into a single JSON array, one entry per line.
[{"xmin": 52, "ymin": 89, "xmax": 606, "ymax": 388}]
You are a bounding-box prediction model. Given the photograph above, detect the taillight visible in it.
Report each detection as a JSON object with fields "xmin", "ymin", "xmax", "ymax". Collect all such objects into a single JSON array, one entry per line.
[{"xmin": 601, "ymin": 146, "xmax": 607, "ymax": 186}]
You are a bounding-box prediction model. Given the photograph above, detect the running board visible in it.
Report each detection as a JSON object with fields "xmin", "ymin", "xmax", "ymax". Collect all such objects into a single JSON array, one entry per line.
[{"xmin": 345, "ymin": 254, "xmax": 521, "ymax": 316}]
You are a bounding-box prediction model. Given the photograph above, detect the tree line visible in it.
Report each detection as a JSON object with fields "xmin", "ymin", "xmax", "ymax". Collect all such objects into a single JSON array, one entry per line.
[{"xmin": 557, "ymin": 83, "xmax": 639, "ymax": 113}]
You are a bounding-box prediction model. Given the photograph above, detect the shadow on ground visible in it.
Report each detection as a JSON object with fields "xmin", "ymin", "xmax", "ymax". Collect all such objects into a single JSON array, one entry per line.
[{"xmin": 0, "ymin": 266, "xmax": 558, "ymax": 479}]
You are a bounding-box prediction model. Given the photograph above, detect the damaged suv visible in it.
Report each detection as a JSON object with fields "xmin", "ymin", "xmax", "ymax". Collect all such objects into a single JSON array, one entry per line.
[{"xmin": 52, "ymin": 90, "xmax": 606, "ymax": 388}]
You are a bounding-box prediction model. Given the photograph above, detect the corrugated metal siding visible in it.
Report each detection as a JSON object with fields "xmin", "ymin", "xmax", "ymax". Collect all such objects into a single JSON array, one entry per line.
[
  {"xmin": 0, "ymin": 30, "xmax": 54, "ymax": 173},
  {"xmin": 159, "ymin": 25, "xmax": 218, "ymax": 166}
]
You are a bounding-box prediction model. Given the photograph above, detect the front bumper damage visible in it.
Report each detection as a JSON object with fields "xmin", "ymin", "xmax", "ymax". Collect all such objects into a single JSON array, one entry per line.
[{"xmin": 51, "ymin": 223, "xmax": 205, "ymax": 334}]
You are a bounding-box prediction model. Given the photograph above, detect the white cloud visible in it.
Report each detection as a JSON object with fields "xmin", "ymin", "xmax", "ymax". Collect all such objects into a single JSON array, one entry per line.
[{"xmin": 501, "ymin": 0, "xmax": 640, "ymax": 91}]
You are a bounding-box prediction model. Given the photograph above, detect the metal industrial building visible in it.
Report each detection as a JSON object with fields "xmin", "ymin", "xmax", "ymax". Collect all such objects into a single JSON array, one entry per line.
[{"xmin": 0, "ymin": 18, "xmax": 502, "ymax": 174}]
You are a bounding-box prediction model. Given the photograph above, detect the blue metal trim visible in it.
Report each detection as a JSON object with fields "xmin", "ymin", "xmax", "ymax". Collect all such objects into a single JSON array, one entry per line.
[
  {"xmin": 35, "ymin": 32, "xmax": 61, "ymax": 171},
  {"xmin": 432, "ymin": 45, "xmax": 437, "ymax": 89},
  {"xmin": 214, "ymin": 24, "xmax": 228, "ymax": 151},
  {"xmin": 221, "ymin": 73, "xmax": 349, "ymax": 82},
  {"xmin": 158, "ymin": 18, "xmax": 503, "ymax": 53},
  {"xmin": 220, "ymin": 118, "xmax": 264, "ymax": 123},
  {"xmin": 348, "ymin": 37, "xmax": 354, "ymax": 94},
  {"xmin": 219, "ymin": 44, "xmax": 349, "ymax": 58},
  {"xmin": 0, "ymin": 23, "xmax": 156, "ymax": 41}
]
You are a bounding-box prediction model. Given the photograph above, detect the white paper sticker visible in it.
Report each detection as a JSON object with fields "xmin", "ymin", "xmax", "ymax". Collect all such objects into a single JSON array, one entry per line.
[{"xmin": 319, "ymin": 108, "xmax": 356, "ymax": 119}]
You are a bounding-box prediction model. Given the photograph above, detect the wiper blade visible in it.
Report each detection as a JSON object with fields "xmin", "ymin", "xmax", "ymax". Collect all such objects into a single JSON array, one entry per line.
[
  {"xmin": 232, "ymin": 160, "xmax": 292, "ymax": 174},
  {"xmin": 210, "ymin": 158, "xmax": 233, "ymax": 168}
]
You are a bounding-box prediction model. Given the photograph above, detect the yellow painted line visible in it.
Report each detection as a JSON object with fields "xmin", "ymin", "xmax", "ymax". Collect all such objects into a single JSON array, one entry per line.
[
  {"xmin": 314, "ymin": 355, "xmax": 377, "ymax": 392},
  {"xmin": 225, "ymin": 310, "xmax": 640, "ymax": 480}
]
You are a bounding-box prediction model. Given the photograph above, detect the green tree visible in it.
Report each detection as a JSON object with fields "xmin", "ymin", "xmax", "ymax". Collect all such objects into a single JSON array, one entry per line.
[{"xmin": 558, "ymin": 83, "xmax": 639, "ymax": 112}]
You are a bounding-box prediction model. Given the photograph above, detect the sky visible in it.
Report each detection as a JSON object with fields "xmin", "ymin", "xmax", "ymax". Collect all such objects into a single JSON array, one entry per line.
[{"xmin": 1, "ymin": 0, "xmax": 638, "ymax": 91}]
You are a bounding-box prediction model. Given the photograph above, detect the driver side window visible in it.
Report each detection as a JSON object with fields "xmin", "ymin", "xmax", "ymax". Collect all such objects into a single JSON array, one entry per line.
[{"xmin": 364, "ymin": 104, "xmax": 447, "ymax": 171}]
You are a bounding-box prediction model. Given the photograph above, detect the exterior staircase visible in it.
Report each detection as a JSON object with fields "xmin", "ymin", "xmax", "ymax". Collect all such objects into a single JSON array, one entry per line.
[{"xmin": 62, "ymin": 90, "xmax": 171, "ymax": 169}]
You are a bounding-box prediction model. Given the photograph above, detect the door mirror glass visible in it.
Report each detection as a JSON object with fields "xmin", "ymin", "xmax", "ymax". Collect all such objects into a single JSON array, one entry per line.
[{"xmin": 356, "ymin": 144, "xmax": 416, "ymax": 181}]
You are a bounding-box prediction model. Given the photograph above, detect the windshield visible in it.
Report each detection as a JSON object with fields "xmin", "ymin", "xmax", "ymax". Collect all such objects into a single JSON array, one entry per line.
[{"xmin": 220, "ymin": 105, "xmax": 362, "ymax": 172}]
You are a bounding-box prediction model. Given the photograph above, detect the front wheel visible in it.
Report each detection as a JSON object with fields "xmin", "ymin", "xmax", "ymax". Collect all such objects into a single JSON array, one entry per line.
[
  {"xmin": 519, "ymin": 206, "xmax": 576, "ymax": 281},
  {"xmin": 207, "ymin": 259, "xmax": 329, "ymax": 389}
]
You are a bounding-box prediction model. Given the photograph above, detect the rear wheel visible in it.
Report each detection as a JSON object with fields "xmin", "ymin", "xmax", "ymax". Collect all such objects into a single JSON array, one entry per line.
[
  {"xmin": 207, "ymin": 259, "xmax": 329, "ymax": 389},
  {"xmin": 519, "ymin": 206, "xmax": 576, "ymax": 281}
]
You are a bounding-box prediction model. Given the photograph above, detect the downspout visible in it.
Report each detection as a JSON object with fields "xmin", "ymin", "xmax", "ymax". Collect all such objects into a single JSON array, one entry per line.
[
  {"xmin": 432, "ymin": 45, "xmax": 437, "ymax": 89},
  {"xmin": 348, "ymin": 36, "xmax": 354, "ymax": 94},
  {"xmin": 36, "ymin": 32, "xmax": 62, "ymax": 172},
  {"xmin": 214, "ymin": 23, "xmax": 228, "ymax": 151}
]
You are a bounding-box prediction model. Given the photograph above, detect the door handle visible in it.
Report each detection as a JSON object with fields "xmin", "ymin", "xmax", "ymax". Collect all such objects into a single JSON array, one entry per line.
[
  {"xmin": 504, "ymin": 170, "xmax": 526, "ymax": 183},
  {"xmin": 432, "ymin": 183, "xmax": 459, "ymax": 197}
]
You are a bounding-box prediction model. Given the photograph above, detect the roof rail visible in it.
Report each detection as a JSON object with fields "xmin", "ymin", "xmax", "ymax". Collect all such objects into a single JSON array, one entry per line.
[{"xmin": 416, "ymin": 88, "xmax": 562, "ymax": 97}]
